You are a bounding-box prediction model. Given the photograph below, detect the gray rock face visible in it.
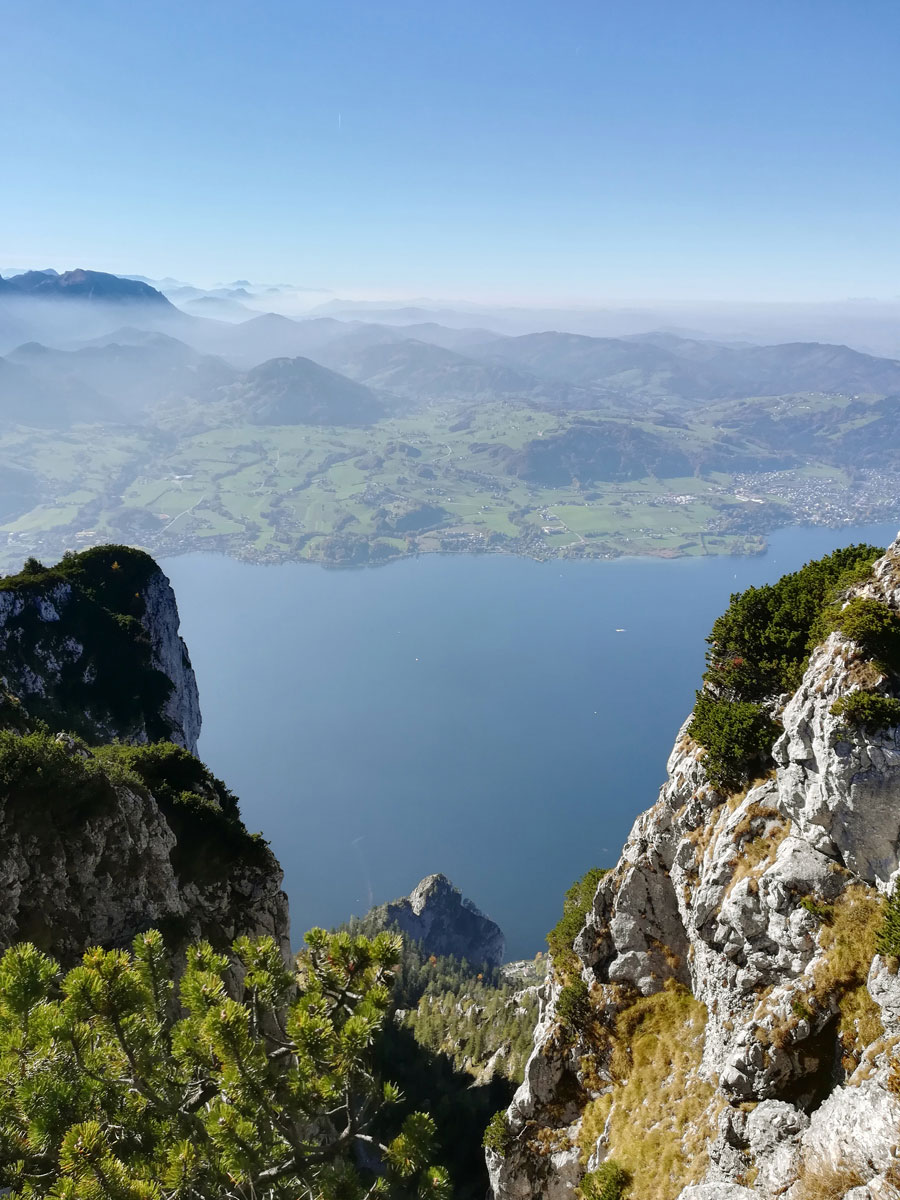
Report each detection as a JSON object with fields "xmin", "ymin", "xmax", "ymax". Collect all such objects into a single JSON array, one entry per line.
[
  {"xmin": 139, "ymin": 568, "xmax": 201, "ymax": 753},
  {"xmin": 0, "ymin": 559, "xmax": 200, "ymax": 752},
  {"xmin": 0, "ymin": 738, "xmax": 290, "ymax": 963},
  {"xmin": 382, "ymin": 874, "xmax": 505, "ymax": 967},
  {"xmin": 0, "ymin": 551, "xmax": 287, "ymax": 961},
  {"xmin": 489, "ymin": 533, "xmax": 900, "ymax": 1200}
]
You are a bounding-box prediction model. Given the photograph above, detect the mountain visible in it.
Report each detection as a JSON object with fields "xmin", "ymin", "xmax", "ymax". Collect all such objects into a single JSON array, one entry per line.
[
  {"xmin": 0, "ymin": 330, "xmax": 384, "ymax": 429},
  {"xmin": 181, "ymin": 295, "xmax": 255, "ymax": 321},
  {"xmin": 370, "ymin": 873, "xmax": 506, "ymax": 967},
  {"xmin": 488, "ymin": 537, "xmax": 900, "ymax": 1199},
  {"xmin": 0, "ymin": 353, "xmax": 117, "ymax": 426},
  {"xmin": 0, "ymin": 546, "xmax": 288, "ymax": 961},
  {"xmin": 0, "ymin": 268, "xmax": 173, "ymax": 305},
  {"xmin": 391, "ymin": 322, "xmax": 502, "ymax": 351},
  {"xmin": 5, "ymin": 333, "xmax": 234, "ymax": 418},
  {"xmin": 184, "ymin": 312, "xmax": 356, "ymax": 365},
  {"xmin": 506, "ymin": 417, "xmax": 795, "ymax": 486},
  {"xmin": 506, "ymin": 420, "xmax": 697, "ymax": 485},
  {"xmin": 0, "ymin": 269, "xmax": 209, "ymax": 353},
  {"xmin": 473, "ymin": 330, "xmax": 900, "ymax": 402},
  {"xmin": 314, "ymin": 337, "xmax": 602, "ymax": 408},
  {"xmin": 214, "ymin": 355, "xmax": 384, "ymax": 425},
  {"xmin": 310, "ymin": 303, "xmax": 511, "ymax": 331},
  {"xmin": 179, "ymin": 312, "xmax": 500, "ymax": 369}
]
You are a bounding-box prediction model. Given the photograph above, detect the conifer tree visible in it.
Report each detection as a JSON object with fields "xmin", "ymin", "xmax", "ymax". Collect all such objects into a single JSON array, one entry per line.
[{"xmin": 0, "ymin": 927, "xmax": 451, "ymax": 1200}]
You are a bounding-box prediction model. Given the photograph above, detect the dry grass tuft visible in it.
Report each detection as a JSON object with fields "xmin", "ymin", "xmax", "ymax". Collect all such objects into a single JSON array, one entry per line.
[
  {"xmin": 733, "ymin": 801, "xmax": 782, "ymax": 841},
  {"xmin": 578, "ymin": 981, "xmax": 716, "ymax": 1200},
  {"xmin": 812, "ymin": 885, "xmax": 884, "ymax": 1067},
  {"xmin": 726, "ymin": 809, "xmax": 790, "ymax": 895},
  {"xmin": 845, "ymin": 657, "xmax": 884, "ymax": 689},
  {"xmin": 792, "ymin": 1159, "xmax": 866, "ymax": 1200}
]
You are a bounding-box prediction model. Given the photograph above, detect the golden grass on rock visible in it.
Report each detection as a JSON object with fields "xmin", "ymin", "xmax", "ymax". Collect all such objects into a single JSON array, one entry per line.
[{"xmin": 579, "ymin": 981, "xmax": 716, "ymax": 1200}]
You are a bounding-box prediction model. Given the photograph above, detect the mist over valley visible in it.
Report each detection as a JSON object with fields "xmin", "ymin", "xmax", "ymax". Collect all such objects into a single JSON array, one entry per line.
[{"xmin": 2, "ymin": 268, "xmax": 900, "ymax": 572}]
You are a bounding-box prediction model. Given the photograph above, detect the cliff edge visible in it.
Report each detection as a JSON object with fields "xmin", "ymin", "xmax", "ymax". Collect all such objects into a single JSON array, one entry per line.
[
  {"xmin": 0, "ymin": 545, "xmax": 200, "ymax": 752},
  {"xmin": 489, "ymin": 535, "xmax": 900, "ymax": 1200},
  {"xmin": 0, "ymin": 546, "xmax": 288, "ymax": 962}
]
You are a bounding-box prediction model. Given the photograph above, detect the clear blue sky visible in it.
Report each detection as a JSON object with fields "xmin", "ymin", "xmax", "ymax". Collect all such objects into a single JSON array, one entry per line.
[{"xmin": 2, "ymin": 0, "xmax": 898, "ymax": 302}]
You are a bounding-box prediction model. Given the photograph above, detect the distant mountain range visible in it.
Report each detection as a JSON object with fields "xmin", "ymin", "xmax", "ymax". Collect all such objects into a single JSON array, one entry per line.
[
  {"xmin": 0, "ymin": 269, "xmax": 173, "ymax": 305},
  {"xmin": 470, "ymin": 330, "xmax": 900, "ymax": 403},
  {"xmin": 4, "ymin": 269, "xmax": 900, "ymax": 482}
]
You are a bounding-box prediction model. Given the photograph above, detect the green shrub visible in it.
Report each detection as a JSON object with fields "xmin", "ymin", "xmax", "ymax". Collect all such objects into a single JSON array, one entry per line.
[
  {"xmin": 876, "ymin": 889, "xmax": 900, "ymax": 957},
  {"xmin": 825, "ymin": 597, "xmax": 900, "ymax": 674},
  {"xmin": 799, "ymin": 895, "xmax": 834, "ymax": 924},
  {"xmin": 547, "ymin": 867, "xmax": 607, "ymax": 978},
  {"xmin": 579, "ymin": 1161, "xmax": 630, "ymax": 1200},
  {"xmin": 0, "ymin": 546, "xmax": 174, "ymax": 743},
  {"xmin": 703, "ymin": 544, "xmax": 883, "ymax": 701},
  {"xmin": 95, "ymin": 742, "xmax": 270, "ymax": 880},
  {"xmin": 688, "ymin": 692, "xmax": 781, "ymax": 791},
  {"xmin": 483, "ymin": 1110, "xmax": 513, "ymax": 1158},
  {"xmin": 557, "ymin": 977, "xmax": 591, "ymax": 1032},
  {"xmin": 831, "ymin": 690, "xmax": 900, "ymax": 731},
  {"xmin": 0, "ymin": 928, "xmax": 450, "ymax": 1199},
  {"xmin": 0, "ymin": 729, "xmax": 124, "ymax": 823},
  {"xmin": 690, "ymin": 544, "xmax": 883, "ymax": 789}
]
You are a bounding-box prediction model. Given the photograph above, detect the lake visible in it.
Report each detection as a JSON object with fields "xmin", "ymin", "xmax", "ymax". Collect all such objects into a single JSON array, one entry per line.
[{"xmin": 163, "ymin": 521, "xmax": 900, "ymax": 960}]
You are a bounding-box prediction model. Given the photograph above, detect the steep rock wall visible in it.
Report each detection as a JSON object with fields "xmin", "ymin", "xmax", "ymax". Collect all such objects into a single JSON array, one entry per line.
[
  {"xmin": 0, "ymin": 546, "xmax": 288, "ymax": 962},
  {"xmin": 489, "ymin": 536, "xmax": 900, "ymax": 1200},
  {"xmin": 0, "ymin": 737, "xmax": 290, "ymax": 963},
  {"xmin": 0, "ymin": 546, "xmax": 200, "ymax": 752}
]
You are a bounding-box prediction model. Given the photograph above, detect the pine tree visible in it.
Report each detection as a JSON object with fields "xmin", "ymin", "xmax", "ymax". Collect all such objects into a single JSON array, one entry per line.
[{"xmin": 0, "ymin": 928, "xmax": 451, "ymax": 1199}]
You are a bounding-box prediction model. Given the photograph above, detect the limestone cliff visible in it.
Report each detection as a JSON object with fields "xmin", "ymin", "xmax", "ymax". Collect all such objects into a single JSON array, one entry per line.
[
  {"xmin": 0, "ymin": 545, "xmax": 200, "ymax": 752},
  {"xmin": 489, "ymin": 536, "xmax": 900, "ymax": 1200},
  {"xmin": 0, "ymin": 546, "xmax": 289, "ymax": 962}
]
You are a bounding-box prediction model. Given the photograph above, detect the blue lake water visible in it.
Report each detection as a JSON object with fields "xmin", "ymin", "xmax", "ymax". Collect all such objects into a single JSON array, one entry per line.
[{"xmin": 163, "ymin": 521, "xmax": 900, "ymax": 959}]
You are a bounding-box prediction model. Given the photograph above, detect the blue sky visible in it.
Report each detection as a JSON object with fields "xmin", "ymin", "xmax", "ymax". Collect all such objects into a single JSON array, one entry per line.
[{"xmin": 1, "ymin": 0, "xmax": 898, "ymax": 302}]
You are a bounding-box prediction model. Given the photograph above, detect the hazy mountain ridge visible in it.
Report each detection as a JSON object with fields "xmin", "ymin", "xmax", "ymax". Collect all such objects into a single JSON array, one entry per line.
[
  {"xmin": 0, "ymin": 268, "xmax": 174, "ymax": 305},
  {"xmin": 211, "ymin": 355, "xmax": 385, "ymax": 426},
  {"xmin": 4, "ymin": 269, "xmax": 900, "ymax": 571},
  {"xmin": 471, "ymin": 330, "xmax": 900, "ymax": 402}
]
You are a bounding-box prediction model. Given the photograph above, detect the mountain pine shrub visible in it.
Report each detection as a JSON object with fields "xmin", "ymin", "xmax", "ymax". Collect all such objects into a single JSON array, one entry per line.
[
  {"xmin": 557, "ymin": 977, "xmax": 591, "ymax": 1032},
  {"xmin": 0, "ymin": 927, "xmax": 450, "ymax": 1199},
  {"xmin": 482, "ymin": 1110, "xmax": 513, "ymax": 1158},
  {"xmin": 689, "ymin": 693, "xmax": 780, "ymax": 791},
  {"xmin": 690, "ymin": 543, "xmax": 884, "ymax": 788},
  {"xmin": 547, "ymin": 867, "xmax": 607, "ymax": 979},
  {"xmin": 830, "ymin": 690, "xmax": 900, "ymax": 731},
  {"xmin": 824, "ymin": 597, "xmax": 900, "ymax": 674},
  {"xmin": 579, "ymin": 1161, "xmax": 630, "ymax": 1200}
]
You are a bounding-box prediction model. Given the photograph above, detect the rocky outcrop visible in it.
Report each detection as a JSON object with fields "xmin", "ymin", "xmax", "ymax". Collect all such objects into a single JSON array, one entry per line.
[
  {"xmin": 489, "ymin": 535, "xmax": 900, "ymax": 1200},
  {"xmin": 0, "ymin": 736, "xmax": 290, "ymax": 963},
  {"xmin": 0, "ymin": 546, "xmax": 200, "ymax": 751},
  {"xmin": 380, "ymin": 874, "xmax": 506, "ymax": 967},
  {"xmin": 0, "ymin": 546, "xmax": 288, "ymax": 962},
  {"xmin": 138, "ymin": 566, "xmax": 201, "ymax": 753}
]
